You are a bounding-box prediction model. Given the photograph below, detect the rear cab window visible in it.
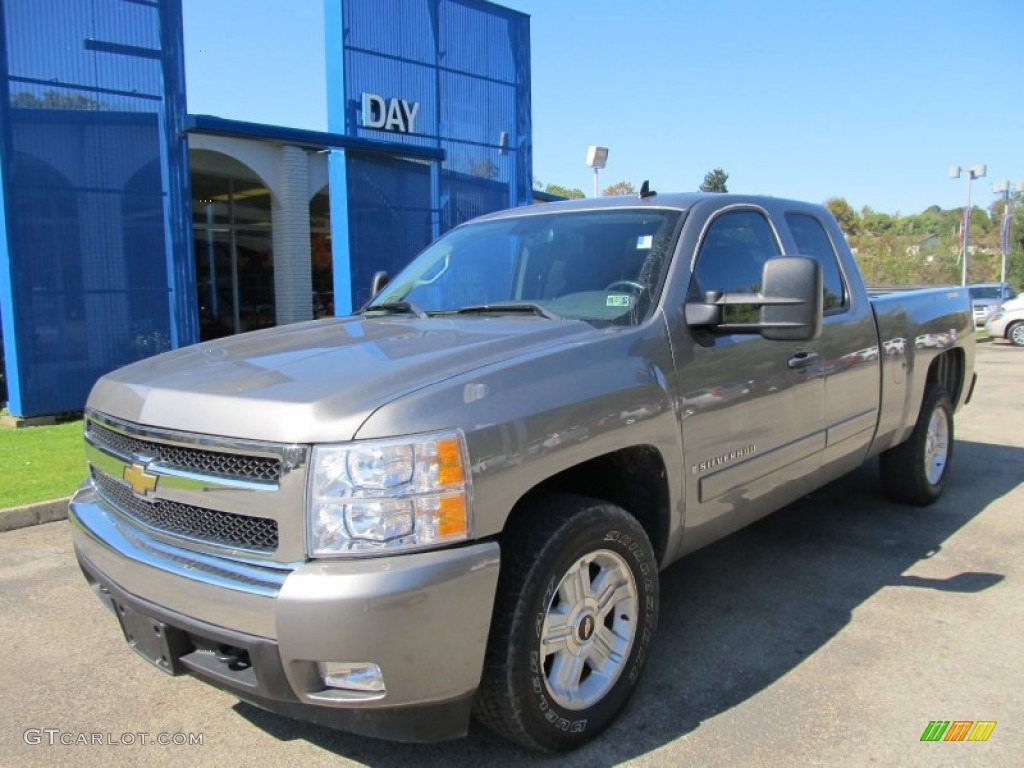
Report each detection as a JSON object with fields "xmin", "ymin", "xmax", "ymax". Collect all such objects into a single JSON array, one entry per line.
[{"xmin": 785, "ymin": 213, "xmax": 849, "ymax": 313}]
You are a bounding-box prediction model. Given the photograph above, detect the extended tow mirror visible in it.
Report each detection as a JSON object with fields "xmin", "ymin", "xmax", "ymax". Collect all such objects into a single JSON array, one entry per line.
[
  {"xmin": 760, "ymin": 257, "xmax": 822, "ymax": 341},
  {"xmin": 683, "ymin": 256, "xmax": 822, "ymax": 341},
  {"xmin": 370, "ymin": 270, "xmax": 390, "ymax": 298}
]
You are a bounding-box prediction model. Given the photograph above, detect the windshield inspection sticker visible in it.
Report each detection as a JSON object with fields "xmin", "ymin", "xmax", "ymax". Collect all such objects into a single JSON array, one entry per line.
[
  {"xmin": 637, "ymin": 235, "xmax": 653, "ymax": 249},
  {"xmin": 607, "ymin": 294, "xmax": 631, "ymax": 308}
]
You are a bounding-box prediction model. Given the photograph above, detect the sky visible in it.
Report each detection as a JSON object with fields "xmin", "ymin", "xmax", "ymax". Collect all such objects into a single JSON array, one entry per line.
[{"xmin": 182, "ymin": 0, "xmax": 1024, "ymax": 216}]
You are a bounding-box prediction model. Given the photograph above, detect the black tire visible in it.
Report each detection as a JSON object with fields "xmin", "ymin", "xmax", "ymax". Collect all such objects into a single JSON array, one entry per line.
[
  {"xmin": 879, "ymin": 385, "xmax": 953, "ymax": 506},
  {"xmin": 473, "ymin": 495, "xmax": 659, "ymax": 751},
  {"xmin": 1008, "ymin": 321, "xmax": 1024, "ymax": 347}
]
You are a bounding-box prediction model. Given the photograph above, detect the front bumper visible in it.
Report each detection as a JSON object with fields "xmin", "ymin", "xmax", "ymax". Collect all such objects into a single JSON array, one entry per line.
[
  {"xmin": 984, "ymin": 316, "xmax": 1008, "ymax": 338},
  {"xmin": 69, "ymin": 485, "xmax": 501, "ymax": 742}
]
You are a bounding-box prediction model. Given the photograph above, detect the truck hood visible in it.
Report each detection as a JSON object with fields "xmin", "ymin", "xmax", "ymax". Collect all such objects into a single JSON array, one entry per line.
[{"xmin": 88, "ymin": 316, "xmax": 597, "ymax": 443}]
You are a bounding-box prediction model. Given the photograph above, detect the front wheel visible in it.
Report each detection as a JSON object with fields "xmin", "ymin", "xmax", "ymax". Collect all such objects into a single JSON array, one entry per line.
[
  {"xmin": 1007, "ymin": 321, "xmax": 1024, "ymax": 347},
  {"xmin": 879, "ymin": 385, "xmax": 953, "ymax": 506},
  {"xmin": 473, "ymin": 495, "xmax": 659, "ymax": 751}
]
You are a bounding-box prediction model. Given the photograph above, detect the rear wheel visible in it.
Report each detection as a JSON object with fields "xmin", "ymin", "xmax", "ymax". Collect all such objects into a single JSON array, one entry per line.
[
  {"xmin": 473, "ymin": 495, "xmax": 658, "ymax": 751},
  {"xmin": 879, "ymin": 385, "xmax": 953, "ymax": 506},
  {"xmin": 1008, "ymin": 321, "xmax": 1024, "ymax": 347}
]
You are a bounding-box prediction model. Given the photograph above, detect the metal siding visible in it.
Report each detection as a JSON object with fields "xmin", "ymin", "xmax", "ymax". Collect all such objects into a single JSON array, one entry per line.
[
  {"xmin": 336, "ymin": 0, "xmax": 531, "ymax": 308},
  {"xmin": 344, "ymin": 49, "xmax": 438, "ymax": 146},
  {"xmin": 324, "ymin": 0, "xmax": 353, "ymax": 314},
  {"xmin": 343, "ymin": 0, "xmax": 437, "ymax": 65},
  {"xmin": 346, "ymin": 152, "xmax": 434, "ymax": 310},
  {"xmin": 439, "ymin": 0, "xmax": 519, "ymax": 84},
  {"xmin": 439, "ymin": 71, "xmax": 515, "ymax": 145},
  {"xmin": 0, "ymin": 0, "xmax": 189, "ymax": 416}
]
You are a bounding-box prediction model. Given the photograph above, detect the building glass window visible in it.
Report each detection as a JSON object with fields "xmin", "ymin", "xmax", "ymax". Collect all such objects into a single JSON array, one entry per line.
[
  {"xmin": 191, "ymin": 151, "xmax": 274, "ymax": 340},
  {"xmin": 310, "ymin": 188, "xmax": 333, "ymax": 317}
]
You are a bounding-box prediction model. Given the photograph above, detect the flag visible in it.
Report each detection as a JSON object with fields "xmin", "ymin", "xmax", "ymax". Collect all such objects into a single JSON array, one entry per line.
[
  {"xmin": 960, "ymin": 206, "xmax": 973, "ymax": 259},
  {"xmin": 1002, "ymin": 202, "xmax": 1012, "ymax": 255}
]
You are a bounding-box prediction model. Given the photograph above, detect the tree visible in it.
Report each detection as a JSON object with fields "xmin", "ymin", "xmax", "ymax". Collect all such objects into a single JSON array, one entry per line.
[
  {"xmin": 825, "ymin": 197, "xmax": 859, "ymax": 235},
  {"xmin": 699, "ymin": 168, "xmax": 729, "ymax": 193},
  {"xmin": 467, "ymin": 158, "xmax": 499, "ymax": 180},
  {"xmin": 860, "ymin": 206, "xmax": 896, "ymax": 235},
  {"xmin": 543, "ymin": 183, "xmax": 585, "ymax": 200},
  {"xmin": 602, "ymin": 181, "xmax": 636, "ymax": 196}
]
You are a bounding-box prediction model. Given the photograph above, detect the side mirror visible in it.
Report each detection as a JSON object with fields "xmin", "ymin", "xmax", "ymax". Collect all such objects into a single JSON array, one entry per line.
[
  {"xmin": 760, "ymin": 257, "xmax": 822, "ymax": 341},
  {"xmin": 683, "ymin": 256, "xmax": 822, "ymax": 341},
  {"xmin": 370, "ymin": 270, "xmax": 390, "ymax": 298}
]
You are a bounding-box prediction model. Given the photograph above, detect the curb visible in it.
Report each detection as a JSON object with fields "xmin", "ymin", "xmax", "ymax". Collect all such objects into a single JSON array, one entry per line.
[{"xmin": 0, "ymin": 498, "xmax": 71, "ymax": 533}]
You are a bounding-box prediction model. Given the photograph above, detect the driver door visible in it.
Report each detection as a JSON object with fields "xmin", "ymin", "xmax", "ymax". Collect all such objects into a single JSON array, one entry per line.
[{"xmin": 672, "ymin": 207, "xmax": 826, "ymax": 553}]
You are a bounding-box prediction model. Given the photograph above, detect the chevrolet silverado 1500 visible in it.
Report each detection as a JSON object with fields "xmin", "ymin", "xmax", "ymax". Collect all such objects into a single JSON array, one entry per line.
[{"xmin": 69, "ymin": 192, "xmax": 975, "ymax": 751}]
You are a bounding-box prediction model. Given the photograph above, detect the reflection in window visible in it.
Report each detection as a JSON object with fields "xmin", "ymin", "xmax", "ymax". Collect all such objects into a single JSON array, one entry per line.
[
  {"xmin": 692, "ymin": 211, "xmax": 780, "ymax": 325},
  {"xmin": 786, "ymin": 213, "xmax": 848, "ymax": 311}
]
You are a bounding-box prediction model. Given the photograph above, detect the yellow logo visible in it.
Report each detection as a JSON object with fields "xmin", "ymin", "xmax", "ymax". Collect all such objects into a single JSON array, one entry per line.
[{"xmin": 123, "ymin": 463, "xmax": 158, "ymax": 496}]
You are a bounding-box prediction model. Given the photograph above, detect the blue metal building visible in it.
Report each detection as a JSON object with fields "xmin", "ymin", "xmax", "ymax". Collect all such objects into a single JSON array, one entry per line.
[{"xmin": 0, "ymin": 0, "xmax": 531, "ymax": 418}]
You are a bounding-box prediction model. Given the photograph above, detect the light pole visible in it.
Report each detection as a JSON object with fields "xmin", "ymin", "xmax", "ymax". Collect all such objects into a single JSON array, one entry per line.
[
  {"xmin": 586, "ymin": 146, "xmax": 609, "ymax": 198},
  {"xmin": 949, "ymin": 164, "xmax": 986, "ymax": 286},
  {"xmin": 993, "ymin": 180, "xmax": 1023, "ymax": 285}
]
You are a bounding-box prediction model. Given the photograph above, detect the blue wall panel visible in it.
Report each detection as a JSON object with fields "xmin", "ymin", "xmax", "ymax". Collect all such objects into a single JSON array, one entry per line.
[
  {"xmin": 0, "ymin": 0, "xmax": 192, "ymax": 416},
  {"xmin": 332, "ymin": 0, "xmax": 532, "ymax": 311}
]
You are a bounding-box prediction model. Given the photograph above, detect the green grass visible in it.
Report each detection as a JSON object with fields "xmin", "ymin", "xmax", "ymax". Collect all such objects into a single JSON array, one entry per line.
[{"xmin": 0, "ymin": 420, "xmax": 87, "ymax": 509}]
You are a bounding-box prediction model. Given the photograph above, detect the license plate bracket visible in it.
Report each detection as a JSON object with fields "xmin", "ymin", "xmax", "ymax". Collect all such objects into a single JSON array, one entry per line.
[{"xmin": 115, "ymin": 602, "xmax": 190, "ymax": 675}]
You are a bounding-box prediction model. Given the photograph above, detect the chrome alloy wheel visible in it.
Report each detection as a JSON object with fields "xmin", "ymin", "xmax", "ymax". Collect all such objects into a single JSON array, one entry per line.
[
  {"xmin": 924, "ymin": 406, "xmax": 950, "ymax": 485},
  {"xmin": 1010, "ymin": 323, "xmax": 1024, "ymax": 346},
  {"xmin": 539, "ymin": 549, "xmax": 638, "ymax": 710}
]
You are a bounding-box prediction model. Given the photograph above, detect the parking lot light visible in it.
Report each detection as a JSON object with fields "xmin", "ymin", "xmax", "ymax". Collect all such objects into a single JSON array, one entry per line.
[
  {"xmin": 949, "ymin": 164, "xmax": 986, "ymax": 286},
  {"xmin": 586, "ymin": 146, "xmax": 609, "ymax": 198}
]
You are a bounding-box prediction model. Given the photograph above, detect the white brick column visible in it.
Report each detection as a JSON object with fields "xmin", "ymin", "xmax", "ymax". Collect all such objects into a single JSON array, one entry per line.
[{"xmin": 271, "ymin": 145, "xmax": 313, "ymax": 325}]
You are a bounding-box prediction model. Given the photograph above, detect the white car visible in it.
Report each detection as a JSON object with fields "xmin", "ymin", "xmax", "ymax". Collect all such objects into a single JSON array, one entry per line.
[
  {"xmin": 969, "ymin": 282, "xmax": 1015, "ymax": 325},
  {"xmin": 985, "ymin": 296, "xmax": 1024, "ymax": 346}
]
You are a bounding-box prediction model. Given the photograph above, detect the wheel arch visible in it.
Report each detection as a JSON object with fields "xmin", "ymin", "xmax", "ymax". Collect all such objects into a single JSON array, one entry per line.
[
  {"xmin": 502, "ymin": 445, "xmax": 672, "ymax": 565},
  {"xmin": 926, "ymin": 347, "xmax": 966, "ymax": 409}
]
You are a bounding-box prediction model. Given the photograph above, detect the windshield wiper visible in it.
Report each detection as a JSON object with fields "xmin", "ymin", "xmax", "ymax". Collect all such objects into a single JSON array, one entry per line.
[
  {"xmin": 358, "ymin": 300, "xmax": 429, "ymax": 319},
  {"xmin": 456, "ymin": 303, "xmax": 562, "ymax": 320}
]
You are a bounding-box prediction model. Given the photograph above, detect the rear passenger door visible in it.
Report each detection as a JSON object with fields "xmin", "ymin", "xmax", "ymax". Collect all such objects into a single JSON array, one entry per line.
[{"xmin": 781, "ymin": 210, "xmax": 880, "ymax": 478}]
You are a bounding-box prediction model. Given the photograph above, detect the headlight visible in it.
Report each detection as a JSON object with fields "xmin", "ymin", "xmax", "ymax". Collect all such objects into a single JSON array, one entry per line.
[{"xmin": 308, "ymin": 430, "xmax": 471, "ymax": 557}]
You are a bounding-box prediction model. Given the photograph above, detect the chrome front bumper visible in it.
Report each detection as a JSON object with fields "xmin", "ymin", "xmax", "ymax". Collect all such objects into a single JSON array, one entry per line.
[{"xmin": 69, "ymin": 485, "xmax": 501, "ymax": 741}]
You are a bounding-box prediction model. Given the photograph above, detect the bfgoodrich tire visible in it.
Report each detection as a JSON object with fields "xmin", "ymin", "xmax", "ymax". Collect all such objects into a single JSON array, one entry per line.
[
  {"xmin": 473, "ymin": 495, "xmax": 659, "ymax": 752},
  {"xmin": 879, "ymin": 385, "xmax": 953, "ymax": 506}
]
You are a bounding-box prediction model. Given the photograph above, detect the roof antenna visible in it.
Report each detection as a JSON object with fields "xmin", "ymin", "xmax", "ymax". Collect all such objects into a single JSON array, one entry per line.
[{"xmin": 639, "ymin": 180, "xmax": 656, "ymax": 199}]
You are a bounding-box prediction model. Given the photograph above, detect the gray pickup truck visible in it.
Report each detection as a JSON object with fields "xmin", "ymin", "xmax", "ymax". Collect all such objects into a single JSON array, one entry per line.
[{"xmin": 69, "ymin": 192, "xmax": 975, "ymax": 751}]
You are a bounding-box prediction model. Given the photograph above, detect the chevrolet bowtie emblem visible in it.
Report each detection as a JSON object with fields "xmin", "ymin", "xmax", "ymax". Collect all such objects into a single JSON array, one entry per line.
[{"xmin": 123, "ymin": 463, "xmax": 159, "ymax": 496}]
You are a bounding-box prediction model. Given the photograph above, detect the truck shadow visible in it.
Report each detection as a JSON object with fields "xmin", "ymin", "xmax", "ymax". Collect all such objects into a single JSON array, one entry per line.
[{"xmin": 233, "ymin": 438, "xmax": 1022, "ymax": 766}]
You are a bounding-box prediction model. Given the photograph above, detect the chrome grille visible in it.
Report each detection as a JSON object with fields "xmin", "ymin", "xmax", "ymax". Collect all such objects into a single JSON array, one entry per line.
[
  {"xmin": 87, "ymin": 419, "xmax": 281, "ymax": 482},
  {"xmin": 92, "ymin": 468, "xmax": 279, "ymax": 553}
]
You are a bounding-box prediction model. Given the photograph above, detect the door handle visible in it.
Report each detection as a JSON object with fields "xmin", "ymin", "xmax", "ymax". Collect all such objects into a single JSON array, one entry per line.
[{"xmin": 787, "ymin": 351, "xmax": 819, "ymax": 369}]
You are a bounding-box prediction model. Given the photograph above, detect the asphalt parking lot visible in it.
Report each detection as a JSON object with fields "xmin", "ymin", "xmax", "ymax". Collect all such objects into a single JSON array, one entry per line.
[{"xmin": 1, "ymin": 341, "xmax": 1021, "ymax": 767}]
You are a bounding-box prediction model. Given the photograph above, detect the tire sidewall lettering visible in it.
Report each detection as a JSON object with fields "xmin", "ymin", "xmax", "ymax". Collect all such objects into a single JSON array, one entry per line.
[{"xmin": 522, "ymin": 521, "xmax": 656, "ymax": 739}]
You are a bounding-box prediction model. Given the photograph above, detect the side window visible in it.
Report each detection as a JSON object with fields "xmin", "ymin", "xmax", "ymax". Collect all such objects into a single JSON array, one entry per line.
[
  {"xmin": 785, "ymin": 213, "xmax": 848, "ymax": 311},
  {"xmin": 692, "ymin": 210, "xmax": 779, "ymax": 323}
]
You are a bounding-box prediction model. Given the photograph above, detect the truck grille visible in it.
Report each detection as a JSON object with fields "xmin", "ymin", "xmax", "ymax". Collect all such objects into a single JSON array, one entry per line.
[
  {"xmin": 87, "ymin": 420, "xmax": 281, "ymax": 483},
  {"xmin": 92, "ymin": 468, "xmax": 279, "ymax": 553}
]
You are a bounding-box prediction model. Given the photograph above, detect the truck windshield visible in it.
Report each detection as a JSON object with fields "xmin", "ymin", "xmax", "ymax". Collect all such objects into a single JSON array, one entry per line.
[{"xmin": 365, "ymin": 209, "xmax": 683, "ymax": 326}]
